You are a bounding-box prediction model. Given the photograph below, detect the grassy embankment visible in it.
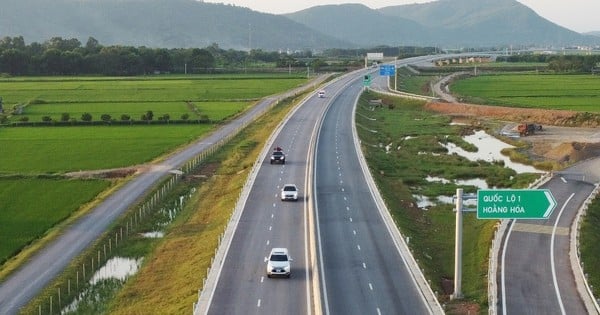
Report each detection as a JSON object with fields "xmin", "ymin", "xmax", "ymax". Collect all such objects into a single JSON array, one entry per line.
[
  {"xmin": 0, "ymin": 74, "xmax": 307, "ymax": 282},
  {"xmin": 580, "ymin": 197, "xmax": 600, "ymax": 299},
  {"xmin": 356, "ymin": 91, "xmax": 540, "ymax": 312}
]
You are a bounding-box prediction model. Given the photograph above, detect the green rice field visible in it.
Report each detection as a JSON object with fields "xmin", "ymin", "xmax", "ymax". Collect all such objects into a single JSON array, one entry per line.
[
  {"xmin": 451, "ymin": 74, "xmax": 600, "ymax": 111},
  {"xmin": 0, "ymin": 74, "xmax": 307, "ymax": 272}
]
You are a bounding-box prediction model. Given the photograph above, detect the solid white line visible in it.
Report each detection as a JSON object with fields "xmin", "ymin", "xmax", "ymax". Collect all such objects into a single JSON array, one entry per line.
[
  {"xmin": 257, "ymin": 299, "xmax": 261, "ymax": 307},
  {"xmin": 501, "ymin": 220, "xmax": 515, "ymax": 315},
  {"xmin": 551, "ymin": 193, "xmax": 574, "ymax": 315}
]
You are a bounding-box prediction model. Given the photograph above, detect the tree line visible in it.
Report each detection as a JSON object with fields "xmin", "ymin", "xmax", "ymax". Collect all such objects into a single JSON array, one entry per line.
[
  {"xmin": 0, "ymin": 36, "xmax": 323, "ymax": 76},
  {"xmin": 496, "ymin": 53, "xmax": 600, "ymax": 73}
]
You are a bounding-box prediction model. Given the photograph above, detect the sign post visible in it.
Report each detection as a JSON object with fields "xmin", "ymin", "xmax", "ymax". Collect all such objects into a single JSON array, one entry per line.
[{"xmin": 477, "ymin": 189, "xmax": 557, "ymax": 219}]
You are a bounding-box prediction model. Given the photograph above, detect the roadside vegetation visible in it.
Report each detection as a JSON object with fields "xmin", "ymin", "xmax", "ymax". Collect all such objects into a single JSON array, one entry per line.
[
  {"xmin": 580, "ymin": 197, "xmax": 600, "ymax": 299},
  {"xmin": 356, "ymin": 91, "xmax": 540, "ymax": 312}
]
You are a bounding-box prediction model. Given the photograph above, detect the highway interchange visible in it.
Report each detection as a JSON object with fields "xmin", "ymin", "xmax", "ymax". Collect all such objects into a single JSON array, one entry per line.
[{"xmin": 0, "ymin": 55, "xmax": 599, "ymax": 314}]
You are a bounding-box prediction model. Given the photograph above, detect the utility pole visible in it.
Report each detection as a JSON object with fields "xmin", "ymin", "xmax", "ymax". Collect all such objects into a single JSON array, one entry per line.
[{"xmin": 454, "ymin": 188, "xmax": 464, "ymax": 299}]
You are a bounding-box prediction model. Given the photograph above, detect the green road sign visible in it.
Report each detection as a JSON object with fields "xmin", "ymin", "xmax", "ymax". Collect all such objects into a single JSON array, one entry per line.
[
  {"xmin": 363, "ymin": 74, "xmax": 371, "ymax": 86},
  {"xmin": 477, "ymin": 189, "xmax": 557, "ymax": 219}
]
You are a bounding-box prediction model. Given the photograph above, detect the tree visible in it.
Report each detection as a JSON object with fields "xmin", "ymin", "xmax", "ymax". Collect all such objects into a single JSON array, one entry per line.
[
  {"xmin": 101, "ymin": 114, "xmax": 112, "ymax": 123},
  {"xmin": 120, "ymin": 114, "xmax": 131, "ymax": 121},
  {"xmin": 60, "ymin": 113, "xmax": 70, "ymax": 122},
  {"xmin": 180, "ymin": 113, "xmax": 190, "ymax": 121},
  {"xmin": 81, "ymin": 112, "xmax": 92, "ymax": 122},
  {"xmin": 141, "ymin": 110, "xmax": 154, "ymax": 123},
  {"xmin": 42, "ymin": 116, "xmax": 52, "ymax": 122}
]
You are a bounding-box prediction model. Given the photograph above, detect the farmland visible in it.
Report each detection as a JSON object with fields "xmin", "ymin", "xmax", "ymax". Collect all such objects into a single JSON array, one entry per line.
[
  {"xmin": 451, "ymin": 73, "xmax": 600, "ymax": 112},
  {"xmin": 0, "ymin": 74, "xmax": 307, "ymax": 276}
]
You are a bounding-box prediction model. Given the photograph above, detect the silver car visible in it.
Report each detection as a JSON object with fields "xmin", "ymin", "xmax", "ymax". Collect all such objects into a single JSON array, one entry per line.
[
  {"xmin": 280, "ymin": 184, "xmax": 299, "ymax": 201},
  {"xmin": 265, "ymin": 247, "xmax": 292, "ymax": 278}
]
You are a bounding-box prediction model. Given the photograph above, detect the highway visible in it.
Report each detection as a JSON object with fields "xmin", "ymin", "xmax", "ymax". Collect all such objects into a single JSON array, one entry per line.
[
  {"xmin": 500, "ymin": 167, "xmax": 599, "ymax": 315},
  {"xmin": 201, "ymin": 62, "xmax": 442, "ymax": 314},
  {"xmin": 314, "ymin": 76, "xmax": 437, "ymax": 314}
]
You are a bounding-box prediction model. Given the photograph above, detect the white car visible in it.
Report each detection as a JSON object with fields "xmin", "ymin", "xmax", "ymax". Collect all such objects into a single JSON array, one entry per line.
[
  {"xmin": 281, "ymin": 184, "xmax": 299, "ymax": 201},
  {"xmin": 265, "ymin": 247, "xmax": 292, "ymax": 278},
  {"xmin": 317, "ymin": 90, "xmax": 325, "ymax": 98}
]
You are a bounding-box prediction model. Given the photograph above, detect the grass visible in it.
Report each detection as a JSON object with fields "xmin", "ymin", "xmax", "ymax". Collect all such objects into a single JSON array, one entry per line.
[
  {"xmin": 356, "ymin": 91, "xmax": 539, "ymax": 311},
  {"xmin": 0, "ymin": 177, "xmax": 110, "ymax": 264},
  {"xmin": 450, "ymin": 73, "xmax": 600, "ymax": 112},
  {"xmin": 0, "ymin": 125, "xmax": 213, "ymax": 173},
  {"xmin": 580, "ymin": 197, "xmax": 600, "ymax": 299}
]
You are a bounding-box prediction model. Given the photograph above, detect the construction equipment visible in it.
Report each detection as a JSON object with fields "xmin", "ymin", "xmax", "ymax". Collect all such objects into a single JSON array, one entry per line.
[{"xmin": 517, "ymin": 123, "xmax": 542, "ymax": 136}]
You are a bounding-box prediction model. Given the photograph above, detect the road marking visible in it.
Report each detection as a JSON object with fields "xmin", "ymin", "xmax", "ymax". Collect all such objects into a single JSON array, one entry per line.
[
  {"xmin": 560, "ymin": 177, "xmax": 567, "ymax": 183},
  {"xmin": 257, "ymin": 299, "xmax": 261, "ymax": 307},
  {"xmin": 266, "ymin": 240, "xmax": 270, "ymax": 246},
  {"xmin": 341, "ymin": 188, "xmax": 345, "ymax": 192},
  {"xmin": 512, "ymin": 223, "xmax": 569, "ymax": 236},
  {"xmin": 353, "ymin": 230, "xmax": 356, "ymax": 235},
  {"xmin": 349, "ymin": 217, "xmax": 353, "ymax": 222},
  {"xmin": 357, "ymin": 245, "xmax": 361, "ymax": 251},
  {"xmin": 346, "ymin": 206, "xmax": 350, "ymax": 211},
  {"xmin": 344, "ymin": 197, "xmax": 347, "ymax": 201},
  {"xmin": 550, "ymin": 193, "xmax": 574, "ymax": 315},
  {"xmin": 273, "ymin": 203, "xmax": 276, "ymax": 208},
  {"xmin": 363, "ymin": 263, "xmax": 367, "ymax": 269},
  {"xmin": 369, "ymin": 283, "xmax": 373, "ymax": 290},
  {"xmin": 269, "ymin": 226, "xmax": 272, "ymax": 231},
  {"xmin": 261, "ymin": 276, "xmax": 264, "ymax": 283},
  {"xmin": 271, "ymin": 213, "xmax": 274, "ymax": 219}
]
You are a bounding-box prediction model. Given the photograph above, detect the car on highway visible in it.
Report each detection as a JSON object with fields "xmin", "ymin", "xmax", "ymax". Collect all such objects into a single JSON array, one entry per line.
[
  {"xmin": 317, "ymin": 90, "xmax": 325, "ymax": 98},
  {"xmin": 265, "ymin": 247, "xmax": 292, "ymax": 278},
  {"xmin": 281, "ymin": 184, "xmax": 299, "ymax": 201},
  {"xmin": 270, "ymin": 148, "xmax": 286, "ymax": 164}
]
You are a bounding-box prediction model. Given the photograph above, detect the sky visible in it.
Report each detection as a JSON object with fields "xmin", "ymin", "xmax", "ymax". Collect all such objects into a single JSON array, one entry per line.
[{"xmin": 201, "ymin": 0, "xmax": 600, "ymax": 33}]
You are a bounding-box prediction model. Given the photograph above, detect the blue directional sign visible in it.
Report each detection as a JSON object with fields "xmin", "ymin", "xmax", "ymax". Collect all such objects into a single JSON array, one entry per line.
[{"xmin": 379, "ymin": 65, "xmax": 396, "ymax": 76}]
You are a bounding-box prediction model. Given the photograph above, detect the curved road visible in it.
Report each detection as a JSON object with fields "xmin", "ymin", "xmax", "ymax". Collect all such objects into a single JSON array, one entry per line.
[{"xmin": 500, "ymin": 163, "xmax": 600, "ymax": 315}]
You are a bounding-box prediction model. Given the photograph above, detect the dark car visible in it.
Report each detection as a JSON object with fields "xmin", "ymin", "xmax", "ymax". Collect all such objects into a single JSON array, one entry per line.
[{"xmin": 270, "ymin": 150, "xmax": 285, "ymax": 164}]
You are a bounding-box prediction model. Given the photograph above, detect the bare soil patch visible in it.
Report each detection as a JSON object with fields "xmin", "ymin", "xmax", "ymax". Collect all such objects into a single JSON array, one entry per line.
[{"xmin": 425, "ymin": 102, "xmax": 600, "ymax": 164}]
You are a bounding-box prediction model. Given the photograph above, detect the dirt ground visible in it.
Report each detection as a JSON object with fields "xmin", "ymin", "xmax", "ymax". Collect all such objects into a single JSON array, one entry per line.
[{"xmin": 425, "ymin": 102, "xmax": 600, "ymax": 165}]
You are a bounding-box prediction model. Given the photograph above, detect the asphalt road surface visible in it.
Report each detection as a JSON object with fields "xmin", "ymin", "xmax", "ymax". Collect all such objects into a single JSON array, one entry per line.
[{"xmin": 500, "ymin": 166, "xmax": 598, "ymax": 314}]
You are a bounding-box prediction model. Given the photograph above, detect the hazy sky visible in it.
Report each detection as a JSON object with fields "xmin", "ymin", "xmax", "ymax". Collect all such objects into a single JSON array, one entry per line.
[{"xmin": 202, "ymin": 0, "xmax": 600, "ymax": 33}]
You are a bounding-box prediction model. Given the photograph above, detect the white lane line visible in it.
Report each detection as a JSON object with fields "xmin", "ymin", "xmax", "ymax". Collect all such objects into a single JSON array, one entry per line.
[
  {"xmin": 369, "ymin": 283, "xmax": 373, "ymax": 290},
  {"xmin": 349, "ymin": 217, "xmax": 353, "ymax": 222},
  {"xmin": 273, "ymin": 202, "xmax": 276, "ymax": 207},
  {"xmin": 560, "ymin": 177, "xmax": 567, "ymax": 183},
  {"xmin": 550, "ymin": 193, "xmax": 574, "ymax": 315},
  {"xmin": 341, "ymin": 188, "xmax": 345, "ymax": 192},
  {"xmin": 261, "ymin": 276, "xmax": 264, "ymax": 283},
  {"xmin": 269, "ymin": 226, "xmax": 272, "ymax": 231},
  {"xmin": 266, "ymin": 240, "xmax": 270, "ymax": 246},
  {"xmin": 344, "ymin": 197, "xmax": 347, "ymax": 201},
  {"xmin": 257, "ymin": 299, "xmax": 261, "ymax": 307},
  {"xmin": 353, "ymin": 230, "xmax": 356, "ymax": 235},
  {"xmin": 377, "ymin": 307, "xmax": 381, "ymax": 315},
  {"xmin": 357, "ymin": 245, "xmax": 361, "ymax": 251},
  {"xmin": 363, "ymin": 263, "xmax": 367, "ymax": 269},
  {"xmin": 271, "ymin": 213, "xmax": 274, "ymax": 219},
  {"xmin": 346, "ymin": 206, "xmax": 350, "ymax": 211},
  {"xmin": 501, "ymin": 221, "xmax": 515, "ymax": 315}
]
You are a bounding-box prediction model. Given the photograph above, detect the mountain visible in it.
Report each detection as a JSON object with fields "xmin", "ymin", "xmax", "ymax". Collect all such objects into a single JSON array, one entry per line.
[
  {"xmin": 283, "ymin": 4, "xmax": 434, "ymax": 47},
  {"xmin": 0, "ymin": 0, "xmax": 597, "ymax": 49},
  {"xmin": 377, "ymin": 0, "xmax": 593, "ymax": 47},
  {"xmin": 0, "ymin": 0, "xmax": 351, "ymax": 50}
]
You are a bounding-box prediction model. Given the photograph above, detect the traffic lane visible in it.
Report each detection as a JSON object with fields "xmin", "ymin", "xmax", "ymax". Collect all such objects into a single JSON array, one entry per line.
[
  {"xmin": 315, "ymin": 81, "xmax": 430, "ymax": 314},
  {"xmin": 208, "ymin": 139, "xmax": 309, "ymax": 314},
  {"xmin": 502, "ymin": 178, "xmax": 594, "ymax": 315}
]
